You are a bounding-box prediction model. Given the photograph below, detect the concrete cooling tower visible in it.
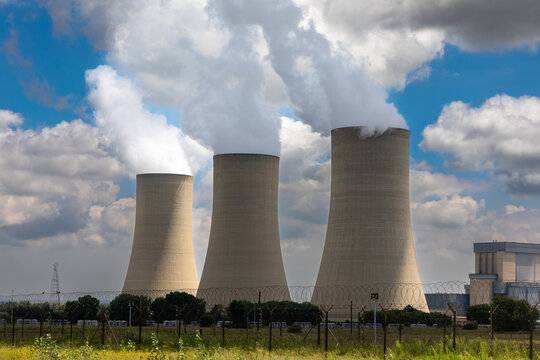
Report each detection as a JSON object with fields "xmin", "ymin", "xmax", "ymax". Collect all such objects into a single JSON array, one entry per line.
[
  {"xmin": 312, "ymin": 127, "xmax": 427, "ymax": 318},
  {"xmin": 197, "ymin": 154, "xmax": 290, "ymax": 305},
  {"xmin": 123, "ymin": 174, "xmax": 199, "ymax": 297}
]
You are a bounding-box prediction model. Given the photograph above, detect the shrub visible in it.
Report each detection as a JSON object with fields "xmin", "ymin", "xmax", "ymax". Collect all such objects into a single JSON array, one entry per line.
[
  {"xmin": 493, "ymin": 296, "xmax": 539, "ymax": 331},
  {"xmin": 287, "ymin": 324, "xmax": 302, "ymax": 333},
  {"xmin": 200, "ymin": 314, "xmax": 215, "ymax": 327},
  {"xmin": 467, "ymin": 304, "xmax": 490, "ymax": 324},
  {"xmin": 463, "ymin": 322, "xmax": 478, "ymax": 330}
]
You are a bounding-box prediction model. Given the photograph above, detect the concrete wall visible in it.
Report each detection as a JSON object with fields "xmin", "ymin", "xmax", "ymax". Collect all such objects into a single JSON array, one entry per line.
[
  {"xmin": 469, "ymin": 279, "xmax": 494, "ymax": 306},
  {"xmin": 535, "ymin": 255, "xmax": 540, "ymax": 281},
  {"xmin": 197, "ymin": 154, "xmax": 290, "ymax": 305},
  {"xmin": 500, "ymin": 252, "xmax": 516, "ymax": 282},
  {"xmin": 122, "ymin": 174, "xmax": 199, "ymax": 296},
  {"xmin": 312, "ymin": 127, "xmax": 427, "ymax": 317}
]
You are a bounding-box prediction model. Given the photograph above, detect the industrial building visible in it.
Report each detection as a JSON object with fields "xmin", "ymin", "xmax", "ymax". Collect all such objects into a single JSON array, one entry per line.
[
  {"xmin": 197, "ymin": 154, "xmax": 290, "ymax": 305},
  {"xmin": 469, "ymin": 242, "xmax": 540, "ymax": 306},
  {"xmin": 312, "ymin": 127, "xmax": 428, "ymax": 317},
  {"xmin": 122, "ymin": 174, "xmax": 199, "ymax": 296}
]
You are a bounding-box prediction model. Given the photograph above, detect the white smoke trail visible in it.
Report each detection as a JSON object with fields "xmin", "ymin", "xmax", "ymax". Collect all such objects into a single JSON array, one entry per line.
[
  {"xmin": 86, "ymin": 65, "xmax": 193, "ymax": 175},
  {"xmin": 208, "ymin": 0, "xmax": 407, "ymax": 133},
  {"xmin": 48, "ymin": 0, "xmax": 405, "ymax": 154}
]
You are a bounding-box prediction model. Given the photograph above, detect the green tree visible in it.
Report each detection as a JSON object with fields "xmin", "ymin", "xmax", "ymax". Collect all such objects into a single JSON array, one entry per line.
[
  {"xmin": 428, "ymin": 312, "xmax": 451, "ymax": 327},
  {"xmin": 164, "ymin": 292, "xmax": 206, "ymax": 322},
  {"xmin": 64, "ymin": 301, "xmax": 79, "ymax": 324},
  {"xmin": 228, "ymin": 300, "xmax": 253, "ymax": 327},
  {"xmin": 150, "ymin": 297, "xmax": 168, "ymax": 324},
  {"xmin": 493, "ymin": 296, "xmax": 539, "ymax": 331},
  {"xmin": 109, "ymin": 294, "xmax": 151, "ymax": 325},
  {"xmin": 77, "ymin": 295, "xmax": 100, "ymax": 320},
  {"xmin": 466, "ymin": 304, "xmax": 490, "ymax": 324},
  {"xmin": 260, "ymin": 301, "xmax": 320, "ymax": 325}
]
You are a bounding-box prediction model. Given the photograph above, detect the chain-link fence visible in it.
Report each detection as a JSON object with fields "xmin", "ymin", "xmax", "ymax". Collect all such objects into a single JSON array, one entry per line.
[{"xmin": 2, "ymin": 281, "xmax": 540, "ymax": 357}]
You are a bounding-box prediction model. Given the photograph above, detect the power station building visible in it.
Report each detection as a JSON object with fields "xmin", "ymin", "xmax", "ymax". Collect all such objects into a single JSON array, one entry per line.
[
  {"xmin": 312, "ymin": 127, "xmax": 428, "ymax": 317},
  {"xmin": 197, "ymin": 154, "xmax": 290, "ymax": 305},
  {"xmin": 469, "ymin": 242, "xmax": 540, "ymax": 306},
  {"xmin": 122, "ymin": 174, "xmax": 199, "ymax": 297}
]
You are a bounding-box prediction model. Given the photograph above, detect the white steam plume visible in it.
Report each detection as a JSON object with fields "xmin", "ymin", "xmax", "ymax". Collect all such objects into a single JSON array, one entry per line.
[
  {"xmin": 86, "ymin": 65, "xmax": 192, "ymax": 175},
  {"xmin": 209, "ymin": 0, "xmax": 406, "ymax": 134},
  {"xmin": 82, "ymin": 0, "xmax": 281, "ymax": 156}
]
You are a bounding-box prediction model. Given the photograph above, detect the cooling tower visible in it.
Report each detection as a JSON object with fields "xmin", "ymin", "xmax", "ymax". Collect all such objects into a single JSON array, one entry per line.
[
  {"xmin": 197, "ymin": 154, "xmax": 290, "ymax": 305},
  {"xmin": 312, "ymin": 127, "xmax": 427, "ymax": 317},
  {"xmin": 122, "ymin": 174, "xmax": 199, "ymax": 297}
]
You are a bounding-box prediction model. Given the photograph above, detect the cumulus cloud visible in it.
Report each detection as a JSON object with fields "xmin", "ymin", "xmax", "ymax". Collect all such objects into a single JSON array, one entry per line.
[
  {"xmin": 410, "ymin": 167, "xmax": 482, "ymax": 201},
  {"xmin": 422, "ymin": 94, "xmax": 540, "ymax": 194},
  {"xmin": 278, "ymin": 117, "xmax": 331, "ymax": 285},
  {"xmin": 408, "ymin": 166, "xmax": 540, "ymax": 283},
  {"xmin": 0, "ymin": 109, "xmax": 22, "ymax": 128},
  {"xmin": 415, "ymin": 205, "xmax": 540, "ymax": 283},
  {"xmin": 296, "ymin": 0, "xmax": 540, "ymax": 87},
  {"xmin": 0, "ymin": 110, "xmax": 128, "ymax": 247},
  {"xmin": 0, "ymin": 195, "xmax": 60, "ymax": 227},
  {"xmin": 505, "ymin": 205, "xmax": 526, "ymax": 215},
  {"xmin": 412, "ymin": 196, "xmax": 485, "ymax": 229},
  {"xmin": 86, "ymin": 65, "xmax": 193, "ymax": 175}
]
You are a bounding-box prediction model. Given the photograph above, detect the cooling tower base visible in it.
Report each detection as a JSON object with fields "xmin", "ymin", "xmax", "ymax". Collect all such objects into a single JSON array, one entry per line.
[
  {"xmin": 312, "ymin": 127, "xmax": 427, "ymax": 316},
  {"xmin": 198, "ymin": 154, "xmax": 290, "ymax": 306},
  {"xmin": 123, "ymin": 174, "xmax": 199, "ymax": 298}
]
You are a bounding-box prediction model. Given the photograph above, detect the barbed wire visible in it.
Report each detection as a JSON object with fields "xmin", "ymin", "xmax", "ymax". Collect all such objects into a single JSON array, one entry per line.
[{"xmin": 1, "ymin": 281, "xmax": 538, "ymax": 312}]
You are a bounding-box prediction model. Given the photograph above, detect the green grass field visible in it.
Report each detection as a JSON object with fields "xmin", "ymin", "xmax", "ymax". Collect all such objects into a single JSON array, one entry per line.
[{"xmin": 1, "ymin": 325, "xmax": 540, "ymax": 359}]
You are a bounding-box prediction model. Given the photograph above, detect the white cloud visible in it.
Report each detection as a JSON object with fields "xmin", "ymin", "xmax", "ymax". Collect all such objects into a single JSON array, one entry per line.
[
  {"xmin": 64, "ymin": 0, "xmax": 281, "ymax": 156},
  {"xmin": 0, "ymin": 111, "xmax": 127, "ymax": 246},
  {"xmin": 505, "ymin": 204, "xmax": 526, "ymax": 215},
  {"xmin": 0, "ymin": 195, "xmax": 60, "ymax": 227},
  {"xmin": 0, "ymin": 109, "xmax": 22, "ymax": 128},
  {"xmin": 422, "ymin": 94, "xmax": 540, "ymax": 194},
  {"xmin": 412, "ymin": 195, "xmax": 485, "ymax": 228},
  {"xmin": 296, "ymin": 0, "xmax": 540, "ymax": 87},
  {"xmin": 415, "ymin": 206, "xmax": 540, "ymax": 283},
  {"xmin": 86, "ymin": 65, "xmax": 193, "ymax": 176},
  {"xmin": 278, "ymin": 117, "xmax": 330, "ymax": 285},
  {"xmin": 409, "ymin": 166, "xmax": 540, "ymax": 283},
  {"xmin": 410, "ymin": 168, "xmax": 481, "ymax": 201}
]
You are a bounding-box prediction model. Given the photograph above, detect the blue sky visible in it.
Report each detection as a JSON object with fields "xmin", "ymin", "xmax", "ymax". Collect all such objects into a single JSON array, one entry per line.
[
  {"xmin": 0, "ymin": 4, "xmax": 103, "ymax": 129},
  {"xmin": 1, "ymin": 0, "xmax": 540, "ymax": 293}
]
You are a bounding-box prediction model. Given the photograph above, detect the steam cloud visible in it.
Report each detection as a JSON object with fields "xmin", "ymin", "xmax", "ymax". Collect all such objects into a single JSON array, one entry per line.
[
  {"xmin": 209, "ymin": 0, "xmax": 407, "ymax": 134},
  {"xmin": 46, "ymin": 0, "xmax": 406, "ymax": 158},
  {"xmin": 86, "ymin": 65, "xmax": 192, "ymax": 175}
]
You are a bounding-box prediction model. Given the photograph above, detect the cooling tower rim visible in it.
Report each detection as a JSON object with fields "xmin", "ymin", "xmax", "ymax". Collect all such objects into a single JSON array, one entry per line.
[
  {"xmin": 331, "ymin": 126, "xmax": 410, "ymax": 135},
  {"xmin": 213, "ymin": 153, "xmax": 279, "ymax": 160},
  {"xmin": 136, "ymin": 173, "xmax": 193, "ymax": 178}
]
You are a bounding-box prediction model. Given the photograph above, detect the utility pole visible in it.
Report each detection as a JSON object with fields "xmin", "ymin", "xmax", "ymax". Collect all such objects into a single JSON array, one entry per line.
[
  {"xmin": 128, "ymin": 302, "xmax": 132, "ymax": 328},
  {"xmin": 358, "ymin": 306, "xmax": 366, "ymax": 345},
  {"xmin": 379, "ymin": 303, "xmax": 393, "ymax": 358},
  {"xmin": 371, "ymin": 293, "xmax": 379, "ymax": 343},
  {"xmin": 11, "ymin": 289, "xmax": 14, "ymax": 325},
  {"xmin": 257, "ymin": 291, "xmax": 261, "ymax": 338},
  {"xmin": 489, "ymin": 303, "xmax": 499, "ymax": 356},
  {"xmin": 319, "ymin": 305, "xmax": 334, "ymax": 355},
  {"xmin": 447, "ymin": 303, "xmax": 462, "ymax": 351},
  {"xmin": 350, "ymin": 300, "xmax": 353, "ymax": 337}
]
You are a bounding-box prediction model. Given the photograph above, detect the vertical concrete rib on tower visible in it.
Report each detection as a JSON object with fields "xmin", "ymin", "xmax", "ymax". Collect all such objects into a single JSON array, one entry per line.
[
  {"xmin": 197, "ymin": 154, "xmax": 290, "ymax": 305},
  {"xmin": 312, "ymin": 127, "xmax": 427, "ymax": 317},
  {"xmin": 122, "ymin": 174, "xmax": 199, "ymax": 298}
]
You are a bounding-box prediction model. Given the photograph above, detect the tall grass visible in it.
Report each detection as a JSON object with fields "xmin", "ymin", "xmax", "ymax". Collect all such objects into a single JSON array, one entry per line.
[{"xmin": 0, "ymin": 330, "xmax": 539, "ymax": 359}]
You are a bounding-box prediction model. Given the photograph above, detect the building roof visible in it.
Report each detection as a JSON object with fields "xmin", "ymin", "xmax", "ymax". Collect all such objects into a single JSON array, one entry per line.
[{"xmin": 474, "ymin": 242, "xmax": 540, "ymax": 254}]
